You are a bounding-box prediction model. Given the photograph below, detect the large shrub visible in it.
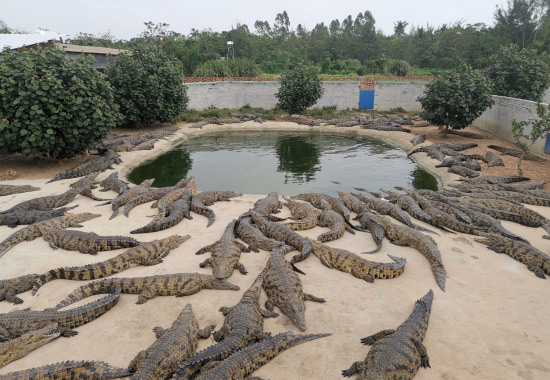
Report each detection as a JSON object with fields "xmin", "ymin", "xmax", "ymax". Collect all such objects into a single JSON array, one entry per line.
[
  {"xmin": 418, "ymin": 65, "xmax": 494, "ymax": 130},
  {"xmin": 0, "ymin": 47, "xmax": 121, "ymax": 159},
  {"xmin": 105, "ymin": 46, "xmax": 188, "ymax": 126},
  {"xmin": 275, "ymin": 64, "xmax": 324, "ymax": 114},
  {"xmin": 192, "ymin": 58, "xmax": 261, "ymax": 77},
  {"xmin": 486, "ymin": 44, "xmax": 550, "ymax": 102}
]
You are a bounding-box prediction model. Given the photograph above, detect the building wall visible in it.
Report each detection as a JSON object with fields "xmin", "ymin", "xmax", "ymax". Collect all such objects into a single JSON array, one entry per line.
[
  {"xmin": 373, "ymin": 81, "xmax": 428, "ymax": 111},
  {"xmin": 472, "ymin": 95, "xmax": 547, "ymax": 156}
]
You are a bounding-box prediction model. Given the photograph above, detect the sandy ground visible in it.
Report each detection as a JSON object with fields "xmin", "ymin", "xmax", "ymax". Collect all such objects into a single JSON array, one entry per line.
[{"xmin": 0, "ymin": 121, "xmax": 549, "ymax": 379}]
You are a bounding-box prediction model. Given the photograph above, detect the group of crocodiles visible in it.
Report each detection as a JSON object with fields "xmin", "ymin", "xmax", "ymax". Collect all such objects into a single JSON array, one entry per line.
[{"xmin": 0, "ymin": 123, "xmax": 548, "ymax": 379}]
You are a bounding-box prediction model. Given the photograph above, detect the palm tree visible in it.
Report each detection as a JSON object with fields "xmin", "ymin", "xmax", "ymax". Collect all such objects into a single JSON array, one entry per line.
[{"xmin": 393, "ymin": 20, "xmax": 409, "ymax": 38}]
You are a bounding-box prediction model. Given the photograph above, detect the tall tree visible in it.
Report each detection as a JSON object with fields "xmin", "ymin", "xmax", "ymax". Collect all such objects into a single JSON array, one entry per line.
[{"xmin": 393, "ymin": 21, "xmax": 409, "ymax": 38}]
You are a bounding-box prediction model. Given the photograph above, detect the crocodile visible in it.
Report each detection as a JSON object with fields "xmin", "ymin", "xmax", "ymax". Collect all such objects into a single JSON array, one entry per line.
[
  {"xmin": 408, "ymin": 143, "xmax": 446, "ymax": 161},
  {"xmin": 132, "ymin": 139, "xmax": 158, "ymax": 151},
  {"xmin": 248, "ymin": 210, "xmax": 313, "ymax": 271},
  {"xmin": 190, "ymin": 190, "xmax": 241, "ymax": 227},
  {"xmin": 440, "ymin": 129, "xmax": 490, "ymax": 139},
  {"xmin": 358, "ymin": 212, "xmax": 446, "ymax": 291},
  {"xmin": 0, "ymin": 213, "xmax": 101, "ymax": 258},
  {"xmin": 307, "ymin": 238, "xmax": 406, "ymax": 282},
  {"xmin": 0, "ymin": 189, "xmax": 84, "ymax": 214},
  {"xmin": 342, "ymin": 289, "xmax": 433, "ymax": 380},
  {"xmin": 470, "ymin": 190, "xmax": 550, "ymax": 207},
  {"xmin": 98, "ymin": 178, "xmax": 155, "ymax": 220},
  {"xmin": 190, "ymin": 331, "xmax": 330, "ymax": 380},
  {"xmin": 410, "ymin": 134, "xmax": 426, "ymax": 146},
  {"xmin": 130, "ymin": 189, "xmax": 193, "ymax": 234},
  {"xmin": 196, "ymin": 220, "xmax": 251, "ymax": 278},
  {"xmin": 317, "ymin": 207, "xmax": 355, "ymax": 242},
  {"xmin": 0, "ymin": 290, "xmax": 120, "ymax": 341},
  {"xmin": 262, "ymin": 245, "xmax": 326, "ymax": 331},
  {"xmin": 0, "ymin": 323, "xmax": 60, "ymax": 368},
  {"xmin": 380, "ymin": 189, "xmax": 433, "ymax": 222},
  {"xmin": 282, "ymin": 197, "xmax": 320, "ymax": 231},
  {"xmin": 485, "ymin": 151, "xmax": 505, "ymax": 167},
  {"xmin": 123, "ymin": 177, "xmax": 194, "ymax": 217},
  {"xmin": 37, "ymin": 228, "xmax": 140, "ymax": 255},
  {"xmin": 253, "ymin": 192, "xmax": 285, "ymax": 220},
  {"xmin": 0, "ymin": 206, "xmax": 78, "ymax": 228},
  {"xmin": 46, "ymin": 149, "xmax": 122, "ymax": 183},
  {"xmin": 55, "ymin": 273, "xmax": 240, "ymax": 309},
  {"xmin": 488, "ymin": 144, "xmax": 547, "ymax": 162},
  {"xmin": 475, "ymin": 234, "xmax": 550, "ymax": 278},
  {"xmin": 448, "ymin": 165, "xmax": 480, "ymax": 178},
  {"xmin": 434, "ymin": 156, "xmax": 467, "ymax": 168},
  {"xmin": 128, "ymin": 304, "xmax": 215, "ymax": 380},
  {"xmin": 68, "ymin": 172, "xmax": 100, "ymax": 190},
  {"xmin": 460, "ymin": 175, "xmax": 531, "ymax": 184},
  {"xmin": 0, "ymin": 185, "xmax": 40, "ymax": 197},
  {"xmin": 156, "ymin": 187, "xmax": 189, "ymax": 217},
  {"xmin": 0, "ymin": 274, "xmax": 39, "ymax": 305},
  {"xmin": 353, "ymin": 212, "xmax": 390, "ymax": 255},
  {"xmin": 234, "ymin": 215, "xmax": 284, "ymax": 252},
  {"xmin": 31, "ymin": 235, "xmax": 189, "ymax": 294},
  {"xmin": 511, "ymin": 180, "xmax": 548, "ymax": 190},
  {"xmin": 0, "ymin": 360, "xmax": 131, "ymax": 380},
  {"xmin": 178, "ymin": 272, "xmax": 278, "ymax": 379},
  {"xmin": 98, "ymin": 172, "xmax": 129, "ymax": 194}
]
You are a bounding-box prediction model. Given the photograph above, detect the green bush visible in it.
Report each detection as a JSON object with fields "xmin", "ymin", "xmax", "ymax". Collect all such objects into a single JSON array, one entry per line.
[
  {"xmin": 227, "ymin": 58, "xmax": 261, "ymax": 77},
  {"xmin": 192, "ymin": 59, "xmax": 232, "ymax": 77},
  {"xmin": 0, "ymin": 47, "xmax": 121, "ymax": 159},
  {"xmin": 486, "ymin": 44, "xmax": 550, "ymax": 102},
  {"xmin": 105, "ymin": 46, "xmax": 188, "ymax": 127},
  {"xmin": 275, "ymin": 64, "xmax": 324, "ymax": 114},
  {"xmin": 193, "ymin": 58, "xmax": 261, "ymax": 77},
  {"xmin": 388, "ymin": 60, "xmax": 411, "ymax": 76},
  {"xmin": 417, "ymin": 65, "xmax": 494, "ymax": 130}
]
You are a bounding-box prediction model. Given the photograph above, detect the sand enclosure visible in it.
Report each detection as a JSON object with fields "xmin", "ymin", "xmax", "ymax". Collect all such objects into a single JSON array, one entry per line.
[{"xmin": 0, "ymin": 121, "xmax": 549, "ymax": 379}]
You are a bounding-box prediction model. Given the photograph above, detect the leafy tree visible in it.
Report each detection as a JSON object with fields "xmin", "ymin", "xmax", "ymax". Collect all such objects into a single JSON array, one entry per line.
[
  {"xmin": 511, "ymin": 102, "xmax": 550, "ymax": 174},
  {"xmin": 485, "ymin": 43, "xmax": 550, "ymax": 101},
  {"xmin": 417, "ymin": 65, "xmax": 494, "ymax": 131},
  {"xmin": 0, "ymin": 47, "xmax": 121, "ymax": 158},
  {"xmin": 494, "ymin": 0, "xmax": 548, "ymax": 48},
  {"xmin": 105, "ymin": 45, "xmax": 188, "ymax": 127},
  {"xmin": 276, "ymin": 63, "xmax": 324, "ymax": 114},
  {"xmin": 388, "ymin": 60, "xmax": 411, "ymax": 76},
  {"xmin": 393, "ymin": 21, "xmax": 409, "ymax": 38},
  {"xmin": 0, "ymin": 20, "xmax": 11, "ymax": 34}
]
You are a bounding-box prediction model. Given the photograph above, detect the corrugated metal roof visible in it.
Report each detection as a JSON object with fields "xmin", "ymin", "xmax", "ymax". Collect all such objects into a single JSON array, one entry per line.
[
  {"xmin": 53, "ymin": 43, "xmax": 126, "ymax": 55},
  {"xmin": 0, "ymin": 31, "xmax": 69, "ymax": 51}
]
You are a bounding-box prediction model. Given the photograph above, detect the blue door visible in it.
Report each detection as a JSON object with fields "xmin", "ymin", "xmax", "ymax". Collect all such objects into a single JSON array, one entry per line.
[{"xmin": 359, "ymin": 90, "xmax": 375, "ymax": 109}]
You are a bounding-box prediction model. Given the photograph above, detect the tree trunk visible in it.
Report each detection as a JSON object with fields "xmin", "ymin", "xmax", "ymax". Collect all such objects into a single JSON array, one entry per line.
[{"xmin": 517, "ymin": 150, "xmax": 526, "ymax": 176}]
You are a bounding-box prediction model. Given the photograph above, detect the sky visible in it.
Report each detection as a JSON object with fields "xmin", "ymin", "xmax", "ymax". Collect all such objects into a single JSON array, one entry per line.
[{"xmin": 2, "ymin": 0, "xmax": 503, "ymax": 40}]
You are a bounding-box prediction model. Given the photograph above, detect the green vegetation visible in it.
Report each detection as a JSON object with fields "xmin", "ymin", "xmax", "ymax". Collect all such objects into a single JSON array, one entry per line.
[
  {"xmin": 192, "ymin": 58, "xmax": 260, "ymax": 77},
  {"xmin": 0, "ymin": 47, "xmax": 121, "ymax": 158},
  {"xmin": 105, "ymin": 45, "xmax": 188, "ymax": 127},
  {"xmin": 486, "ymin": 44, "xmax": 550, "ymax": 102},
  {"xmin": 417, "ymin": 65, "xmax": 494, "ymax": 131},
  {"xmin": 511, "ymin": 103, "xmax": 550, "ymax": 174},
  {"xmin": 276, "ymin": 64, "xmax": 324, "ymax": 114}
]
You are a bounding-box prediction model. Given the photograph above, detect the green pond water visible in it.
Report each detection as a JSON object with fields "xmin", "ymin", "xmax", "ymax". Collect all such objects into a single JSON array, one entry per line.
[{"xmin": 127, "ymin": 131, "xmax": 438, "ymax": 196}]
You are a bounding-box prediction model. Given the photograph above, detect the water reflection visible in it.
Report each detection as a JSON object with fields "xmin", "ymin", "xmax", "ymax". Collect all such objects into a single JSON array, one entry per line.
[
  {"xmin": 127, "ymin": 149, "xmax": 193, "ymax": 188},
  {"xmin": 275, "ymin": 135, "xmax": 321, "ymax": 183}
]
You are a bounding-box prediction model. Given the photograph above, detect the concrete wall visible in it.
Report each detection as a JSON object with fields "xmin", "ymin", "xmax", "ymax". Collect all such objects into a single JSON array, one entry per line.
[
  {"xmin": 373, "ymin": 81, "xmax": 427, "ymax": 111},
  {"xmin": 66, "ymin": 52, "xmax": 116, "ymax": 70},
  {"xmin": 473, "ymin": 95, "xmax": 547, "ymax": 156},
  {"xmin": 186, "ymin": 80, "xmax": 359, "ymax": 110}
]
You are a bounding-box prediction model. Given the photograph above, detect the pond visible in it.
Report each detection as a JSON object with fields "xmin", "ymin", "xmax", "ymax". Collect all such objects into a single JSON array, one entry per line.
[{"xmin": 127, "ymin": 130, "xmax": 438, "ymax": 196}]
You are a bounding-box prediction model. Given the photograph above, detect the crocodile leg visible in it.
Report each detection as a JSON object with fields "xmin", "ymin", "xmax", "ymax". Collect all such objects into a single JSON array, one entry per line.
[
  {"xmin": 265, "ymin": 299, "xmax": 275, "ymax": 312},
  {"xmin": 195, "ymin": 243, "xmax": 215, "ymax": 255},
  {"xmin": 153, "ymin": 326, "xmax": 168, "ymax": 338},
  {"xmin": 128, "ymin": 350, "xmax": 147, "ymax": 372},
  {"xmin": 527, "ymin": 259, "xmax": 547, "ymax": 279},
  {"xmin": 303, "ymin": 293, "xmax": 326, "ymax": 303},
  {"xmin": 199, "ymin": 258, "xmax": 212, "ymax": 269},
  {"xmin": 232, "ymin": 240, "xmax": 251, "ymax": 252},
  {"xmin": 219, "ymin": 306, "xmax": 234, "ymax": 316},
  {"xmin": 212, "ymin": 325, "xmax": 230, "ymax": 342},
  {"xmin": 413, "ymin": 338, "xmax": 431, "ymax": 368},
  {"xmin": 360, "ymin": 329, "xmax": 395, "ymax": 345},
  {"xmin": 198, "ymin": 324, "xmax": 216, "ymax": 339},
  {"xmin": 235, "ymin": 262, "xmax": 248, "ymax": 275},
  {"xmin": 176, "ymin": 284, "xmax": 203, "ymax": 297},
  {"xmin": 49, "ymin": 241, "xmax": 59, "ymax": 250},
  {"xmin": 5, "ymin": 289, "xmax": 24, "ymax": 304},
  {"xmin": 342, "ymin": 361, "xmax": 367, "ymax": 377},
  {"xmin": 260, "ymin": 308, "xmax": 279, "ymax": 318},
  {"xmin": 137, "ymin": 285, "xmax": 158, "ymax": 304},
  {"xmin": 319, "ymin": 255, "xmax": 334, "ymax": 269}
]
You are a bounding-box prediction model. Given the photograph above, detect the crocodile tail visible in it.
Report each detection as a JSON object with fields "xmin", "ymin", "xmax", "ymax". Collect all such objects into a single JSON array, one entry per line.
[
  {"xmin": 92, "ymin": 361, "xmax": 132, "ymax": 379},
  {"xmin": 206, "ymin": 212, "xmax": 215, "ymax": 228},
  {"xmin": 32, "ymin": 269, "xmax": 64, "ymax": 295},
  {"xmin": 130, "ymin": 218, "xmax": 163, "ymax": 234},
  {"xmin": 431, "ymin": 262, "xmax": 447, "ymax": 292},
  {"xmin": 60, "ymin": 288, "xmax": 121, "ymax": 328},
  {"xmin": 54, "ymin": 280, "xmax": 116, "ymax": 309},
  {"xmin": 184, "ymin": 335, "xmax": 243, "ymax": 367}
]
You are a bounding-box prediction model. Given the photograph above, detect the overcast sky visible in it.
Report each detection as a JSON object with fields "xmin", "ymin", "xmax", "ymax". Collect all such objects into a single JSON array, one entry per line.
[{"xmin": 3, "ymin": 0, "xmax": 503, "ymax": 40}]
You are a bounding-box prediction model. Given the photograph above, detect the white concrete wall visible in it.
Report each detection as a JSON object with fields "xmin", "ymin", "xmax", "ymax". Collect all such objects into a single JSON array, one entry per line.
[
  {"xmin": 185, "ymin": 81, "xmax": 359, "ymax": 110},
  {"xmin": 373, "ymin": 81, "xmax": 428, "ymax": 111},
  {"xmin": 473, "ymin": 95, "xmax": 547, "ymax": 156}
]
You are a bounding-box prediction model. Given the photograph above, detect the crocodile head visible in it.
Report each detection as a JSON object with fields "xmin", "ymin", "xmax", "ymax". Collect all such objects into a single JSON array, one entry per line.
[
  {"xmin": 280, "ymin": 301, "xmax": 307, "ymax": 332},
  {"xmin": 167, "ymin": 235, "xmax": 191, "ymax": 249},
  {"xmin": 70, "ymin": 212, "xmax": 102, "ymax": 223},
  {"xmin": 209, "ymin": 279, "xmax": 240, "ymax": 291},
  {"xmin": 0, "ymin": 322, "xmax": 60, "ymax": 365}
]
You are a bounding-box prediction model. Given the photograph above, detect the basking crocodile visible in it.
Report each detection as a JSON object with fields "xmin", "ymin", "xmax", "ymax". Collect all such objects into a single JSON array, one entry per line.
[
  {"xmin": 196, "ymin": 220, "xmax": 251, "ymax": 278},
  {"xmin": 128, "ymin": 304, "xmax": 215, "ymax": 380},
  {"xmin": 0, "ymin": 213, "xmax": 101, "ymax": 258},
  {"xmin": 130, "ymin": 189, "xmax": 193, "ymax": 234},
  {"xmin": 0, "ymin": 360, "xmax": 131, "ymax": 380},
  {"xmin": 448, "ymin": 165, "xmax": 480, "ymax": 178},
  {"xmin": 68, "ymin": 172, "xmax": 100, "ymax": 190},
  {"xmin": 308, "ymin": 238, "xmax": 406, "ymax": 282},
  {"xmin": 342, "ymin": 289, "xmax": 434, "ymax": 380},
  {"xmin": 190, "ymin": 190, "xmax": 242, "ymax": 227},
  {"xmin": 441, "ymin": 129, "xmax": 489, "ymax": 139},
  {"xmin": 98, "ymin": 178, "xmax": 155, "ymax": 220},
  {"xmin": 123, "ymin": 177, "xmax": 194, "ymax": 217},
  {"xmin": 47, "ymin": 149, "xmax": 122, "ymax": 183},
  {"xmin": 234, "ymin": 215, "xmax": 284, "ymax": 252},
  {"xmin": 486, "ymin": 151, "xmax": 505, "ymax": 167},
  {"xmin": 132, "ymin": 139, "xmax": 158, "ymax": 151},
  {"xmin": 98, "ymin": 172, "xmax": 129, "ymax": 194},
  {"xmin": 0, "ymin": 290, "xmax": 120, "ymax": 341},
  {"xmin": 38, "ymin": 228, "xmax": 141, "ymax": 255},
  {"xmin": 0, "ymin": 274, "xmax": 39, "ymax": 305},
  {"xmin": 55, "ymin": 273, "xmax": 239, "ymax": 309},
  {"xmin": 249, "ymin": 210, "xmax": 313, "ymax": 270},
  {"xmin": 0, "ymin": 206, "xmax": 78, "ymax": 228},
  {"xmin": 380, "ymin": 189, "xmax": 433, "ymax": 222},
  {"xmin": 359, "ymin": 212, "xmax": 446, "ymax": 291},
  {"xmin": 294, "ymin": 193, "xmax": 353, "ymax": 222},
  {"xmin": 460, "ymin": 175, "xmax": 530, "ymax": 184},
  {"xmin": 31, "ymin": 235, "xmax": 189, "ymax": 294},
  {"xmin": 0, "ymin": 189, "xmax": 84, "ymax": 214},
  {"xmin": 282, "ymin": 197, "xmax": 320, "ymax": 231},
  {"xmin": 488, "ymin": 144, "xmax": 547, "ymax": 162},
  {"xmin": 434, "ymin": 156, "xmax": 468, "ymax": 168},
  {"xmin": 408, "ymin": 143, "xmax": 446, "ymax": 161},
  {"xmin": 410, "ymin": 134, "xmax": 426, "ymax": 146},
  {"xmin": 263, "ymin": 245, "xmax": 326, "ymax": 331},
  {"xmin": 470, "ymin": 190, "xmax": 550, "ymax": 207},
  {"xmin": 0, "ymin": 185, "xmax": 40, "ymax": 197},
  {"xmin": 253, "ymin": 192, "xmax": 284, "ymax": 220},
  {"xmin": 178, "ymin": 272, "xmax": 278, "ymax": 379},
  {"xmin": 476, "ymin": 234, "xmax": 550, "ymax": 278},
  {"xmin": 157, "ymin": 186, "xmax": 192, "ymax": 217},
  {"xmin": 191, "ymin": 331, "xmax": 330, "ymax": 380},
  {"xmin": 317, "ymin": 207, "xmax": 355, "ymax": 242},
  {"xmin": 0, "ymin": 323, "xmax": 60, "ymax": 368}
]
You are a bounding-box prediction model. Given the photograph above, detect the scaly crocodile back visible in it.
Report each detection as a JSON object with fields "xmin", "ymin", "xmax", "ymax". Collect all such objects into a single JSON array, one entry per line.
[{"xmin": 0, "ymin": 360, "xmax": 131, "ymax": 380}]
